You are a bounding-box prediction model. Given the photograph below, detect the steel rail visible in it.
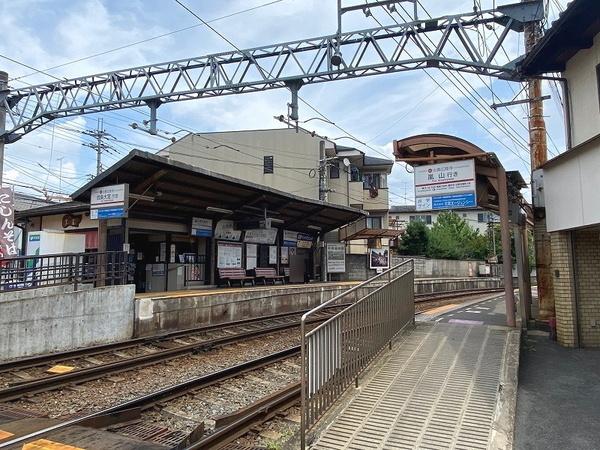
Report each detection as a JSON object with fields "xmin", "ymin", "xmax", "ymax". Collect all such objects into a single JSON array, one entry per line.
[
  {"xmin": 184, "ymin": 382, "xmax": 301, "ymax": 450},
  {"xmin": 0, "ymin": 305, "xmax": 343, "ymax": 374},
  {"xmin": 0, "ymin": 346, "xmax": 300, "ymax": 449},
  {"xmin": 0, "ymin": 310, "xmax": 332, "ymax": 402}
]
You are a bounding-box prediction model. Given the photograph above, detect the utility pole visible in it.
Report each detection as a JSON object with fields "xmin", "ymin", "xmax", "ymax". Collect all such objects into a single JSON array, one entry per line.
[
  {"xmin": 0, "ymin": 71, "xmax": 8, "ymax": 186},
  {"xmin": 82, "ymin": 118, "xmax": 113, "ymax": 176},
  {"xmin": 523, "ymin": 1, "xmax": 554, "ymax": 320}
]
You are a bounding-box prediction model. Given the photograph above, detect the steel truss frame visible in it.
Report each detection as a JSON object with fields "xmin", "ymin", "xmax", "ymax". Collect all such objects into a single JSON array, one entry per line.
[{"xmin": 1, "ymin": 1, "xmax": 543, "ymax": 141}]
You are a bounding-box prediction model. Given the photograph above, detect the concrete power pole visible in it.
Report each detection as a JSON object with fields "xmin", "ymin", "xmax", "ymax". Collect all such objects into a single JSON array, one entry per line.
[
  {"xmin": 523, "ymin": 2, "xmax": 554, "ymax": 320},
  {"xmin": 83, "ymin": 118, "xmax": 113, "ymax": 176},
  {"xmin": 0, "ymin": 71, "xmax": 7, "ymax": 186}
]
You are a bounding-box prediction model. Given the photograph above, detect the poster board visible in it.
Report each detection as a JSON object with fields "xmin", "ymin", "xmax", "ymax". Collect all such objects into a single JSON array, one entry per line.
[
  {"xmin": 280, "ymin": 246, "xmax": 289, "ymax": 264},
  {"xmin": 218, "ymin": 242, "xmax": 243, "ymax": 269},
  {"xmin": 326, "ymin": 243, "xmax": 346, "ymax": 273},
  {"xmin": 246, "ymin": 243, "xmax": 257, "ymax": 270},
  {"xmin": 269, "ymin": 246, "xmax": 278, "ymax": 264},
  {"xmin": 369, "ymin": 248, "xmax": 389, "ymax": 270}
]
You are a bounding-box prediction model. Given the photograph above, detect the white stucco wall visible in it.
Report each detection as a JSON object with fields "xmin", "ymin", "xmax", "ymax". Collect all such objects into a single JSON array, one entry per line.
[
  {"xmin": 565, "ymin": 33, "xmax": 600, "ymax": 147},
  {"xmin": 545, "ymin": 137, "xmax": 600, "ymax": 232},
  {"xmin": 164, "ymin": 129, "xmax": 323, "ymax": 201}
]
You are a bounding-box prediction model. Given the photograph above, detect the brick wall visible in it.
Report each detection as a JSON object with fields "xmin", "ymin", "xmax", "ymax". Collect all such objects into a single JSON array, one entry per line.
[
  {"xmin": 573, "ymin": 228, "xmax": 600, "ymax": 347},
  {"xmin": 550, "ymin": 231, "xmax": 578, "ymax": 347}
]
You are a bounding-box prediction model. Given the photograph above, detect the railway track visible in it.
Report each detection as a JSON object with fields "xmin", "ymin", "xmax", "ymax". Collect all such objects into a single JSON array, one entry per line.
[
  {"xmin": 0, "ymin": 288, "xmax": 504, "ymax": 449},
  {"xmin": 0, "ymin": 307, "xmax": 343, "ymax": 402},
  {"xmin": 0, "ymin": 347, "xmax": 301, "ymax": 449}
]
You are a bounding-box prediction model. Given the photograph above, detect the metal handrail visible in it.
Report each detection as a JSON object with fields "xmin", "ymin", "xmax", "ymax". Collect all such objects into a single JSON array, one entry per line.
[
  {"xmin": 300, "ymin": 260, "xmax": 414, "ymax": 449},
  {"xmin": 0, "ymin": 251, "xmax": 127, "ymax": 292}
]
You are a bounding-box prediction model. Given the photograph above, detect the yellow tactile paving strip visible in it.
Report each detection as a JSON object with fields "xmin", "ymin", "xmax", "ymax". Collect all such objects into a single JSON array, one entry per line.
[{"xmin": 22, "ymin": 439, "xmax": 84, "ymax": 450}]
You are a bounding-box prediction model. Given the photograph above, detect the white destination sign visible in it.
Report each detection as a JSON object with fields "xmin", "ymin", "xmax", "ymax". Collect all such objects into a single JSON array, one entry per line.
[
  {"xmin": 91, "ymin": 184, "xmax": 128, "ymax": 207},
  {"xmin": 414, "ymin": 159, "xmax": 475, "ymax": 196},
  {"xmin": 414, "ymin": 159, "xmax": 477, "ymax": 212}
]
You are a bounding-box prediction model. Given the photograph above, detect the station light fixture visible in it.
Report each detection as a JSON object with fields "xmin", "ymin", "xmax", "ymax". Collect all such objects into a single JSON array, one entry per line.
[
  {"xmin": 307, "ymin": 225, "xmax": 322, "ymax": 231},
  {"xmin": 206, "ymin": 206, "xmax": 234, "ymax": 215},
  {"xmin": 269, "ymin": 218, "xmax": 285, "ymax": 224}
]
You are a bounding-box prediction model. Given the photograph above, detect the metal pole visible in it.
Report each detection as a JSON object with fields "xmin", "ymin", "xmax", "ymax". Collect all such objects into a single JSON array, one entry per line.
[
  {"xmin": 0, "ymin": 71, "xmax": 8, "ymax": 186},
  {"xmin": 523, "ymin": 0, "xmax": 553, "ymax": 320},
  {"xmin": 514, "ymin": 220, "xmax": 528, "ymax": 329},
  {"xmin": 497, "ymin": 167, "xmax": 515, "ymax": 327}
]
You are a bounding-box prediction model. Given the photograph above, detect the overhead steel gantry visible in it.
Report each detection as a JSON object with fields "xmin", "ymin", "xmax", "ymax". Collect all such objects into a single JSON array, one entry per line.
[{"xmin": 0, "ymin": 0, "xmax": 543, "ymax": 142}]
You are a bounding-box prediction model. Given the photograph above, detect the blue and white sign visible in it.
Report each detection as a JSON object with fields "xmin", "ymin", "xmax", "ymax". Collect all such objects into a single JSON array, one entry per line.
[
  {"xmin": 95, "ymin": 207, "xmax": 127, "ymax": 219},
  {"xmin": 414, "ymin": 160, "xmax": 477, "ymax": 211},
  {"xmin": 191, "ymin": 217, "xmax": 213, "ymax": 237},
  {"xmin": 432, "ymin": 193, "xmax": 476, "ymax": 210}
]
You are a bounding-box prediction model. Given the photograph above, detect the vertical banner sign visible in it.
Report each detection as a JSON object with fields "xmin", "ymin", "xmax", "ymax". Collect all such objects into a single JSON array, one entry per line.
[
  {"xmin": 414, "ymin": 159, "xmax": 477, "ymax": 211},
  {"xmin": 0, "ymin": 188, "xmax": 17, "ymax": 258},
  {"xmin": 326, "ymin": 243, "xmax": 346, "ymax": 273}
]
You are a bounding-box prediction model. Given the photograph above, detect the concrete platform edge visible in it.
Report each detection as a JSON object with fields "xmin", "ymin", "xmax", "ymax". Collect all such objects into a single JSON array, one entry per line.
[{"xmin": 488, "ymin": 328, "xmax": 521, "ymax": 450}]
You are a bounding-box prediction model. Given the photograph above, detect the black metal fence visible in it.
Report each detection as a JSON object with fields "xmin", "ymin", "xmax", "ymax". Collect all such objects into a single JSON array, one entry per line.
[{"xmin": 0, "ymin": 251, "xmax": 127, "ymax": 292}]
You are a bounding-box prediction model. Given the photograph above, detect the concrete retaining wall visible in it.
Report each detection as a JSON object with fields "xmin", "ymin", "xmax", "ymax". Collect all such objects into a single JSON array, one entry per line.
[
  {"xmin": 394, "ymin": 256, "xmax": 485, "ymax": 278},
  {"xmin": 415, "ymin": 277, "xmax": 502, "ymax": 295},
  {"xmin": 0, "ymin": 284, "xmax": 135, "ymax": 360},
  {"xmin": 135, "ymin": 277, "xmax": 503, "ymax": 337},
  {"xmin": 135, "ymin": 284, "xmax": 352, "ymax": 337}
]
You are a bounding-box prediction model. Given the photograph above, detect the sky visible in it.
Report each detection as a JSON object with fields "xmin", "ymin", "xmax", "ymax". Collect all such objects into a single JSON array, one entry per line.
[{"xmin": 0, "ymin": 0, "xmax": 570, "ymax": 205}]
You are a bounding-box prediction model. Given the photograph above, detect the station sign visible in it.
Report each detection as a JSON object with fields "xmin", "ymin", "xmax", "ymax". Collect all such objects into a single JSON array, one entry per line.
[
  {"xmin": 414, "ymin": 159, "xmax": 477, "ymax": 211},
  {"xmin": 244, "ymin": 228, "xmax": 278, "ymax": 245},
  {"xmin": 191, "ymin": 217, "xmax": 213, "ymax": 237},
  {"xmin": 90, "ymin": 184, "xmax": 129, "ymax": 220}
]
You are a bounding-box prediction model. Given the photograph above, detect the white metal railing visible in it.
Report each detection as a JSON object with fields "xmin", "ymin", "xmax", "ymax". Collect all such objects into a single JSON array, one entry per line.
[{"xmin": 300, "ymin": 260, "xmax": 414, "ymax": 448}]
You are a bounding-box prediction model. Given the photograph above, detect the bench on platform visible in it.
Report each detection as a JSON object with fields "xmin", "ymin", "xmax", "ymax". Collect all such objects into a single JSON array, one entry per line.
[
  {"xmin": 218, "ymin": 268, "xmax": 255, "ymax": 287},
  {"xmin": 254, "ymin": 267, "xmax": 286, "ymax": 285}
]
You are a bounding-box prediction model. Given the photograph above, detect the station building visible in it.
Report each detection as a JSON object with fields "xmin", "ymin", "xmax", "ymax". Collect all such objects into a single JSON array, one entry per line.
[
  {"xmin": 389, "ymin": 204, "xmax": 498, "ymax": 233},
  {"xmin": 159, "ymin": 128, "xmax": 398, "ymax": 262},
  {"xmin": 520, "ymin": 0, "xmax": 600, "ymax": 347},
  {"xmin": 16, "ymin": 150, "xmax": 364, "ymax": 293}
]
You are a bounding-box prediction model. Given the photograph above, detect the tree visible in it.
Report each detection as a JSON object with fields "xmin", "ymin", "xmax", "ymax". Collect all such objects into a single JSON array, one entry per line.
[
  {"xmin": 427, "ymin": 211, "xmax": 487, "ymax": 260},
  {"xmin": 398, "ymin": 221, "xmax": 429, "ymax": 256}
]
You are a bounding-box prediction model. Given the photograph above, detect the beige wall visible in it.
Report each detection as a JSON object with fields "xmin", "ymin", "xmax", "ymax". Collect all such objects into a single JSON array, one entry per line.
[
  {"xmin": 573, "ymin": 227, "xmax": 600, "ymax": 347},
  {"xmin": 565, "ymin": 33, "xmax": 600, "ymax": 147},
  {"xmin": 164, "ymin": 129, "xmax": 322, "ymax": 201},
  {"xmin": 544, "ymin": 137, "xmax": 600, "ymax": 232}
]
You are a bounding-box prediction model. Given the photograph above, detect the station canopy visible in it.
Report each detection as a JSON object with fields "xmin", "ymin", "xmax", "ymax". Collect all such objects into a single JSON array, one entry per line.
[{"xmin": 69, "ymin": 150, "xmax": 365, "ymax": 232}]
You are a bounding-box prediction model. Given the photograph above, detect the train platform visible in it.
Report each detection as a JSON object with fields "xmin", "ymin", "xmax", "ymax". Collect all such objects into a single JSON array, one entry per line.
[{"xmin": 310, "ymin": 294, "xmax": 520, "ymax": 450}]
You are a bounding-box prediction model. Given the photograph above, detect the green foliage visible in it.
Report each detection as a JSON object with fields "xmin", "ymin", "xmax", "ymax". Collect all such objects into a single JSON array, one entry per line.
[
  {"xmin": 398, "ymin": 220, "xmax": 429, "ymax": 256},
  {"xmin": 427, "ymin": 211, "xmax": 488, "ymax": 260}
]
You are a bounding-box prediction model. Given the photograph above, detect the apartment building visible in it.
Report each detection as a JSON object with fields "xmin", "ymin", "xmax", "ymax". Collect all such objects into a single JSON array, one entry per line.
[
  {"xmin": 389, "ymin": 205, "xmax": 498, "ymax": 234},
  {"xmin": 159, "ymin": 128, "xmax": 395, "ymax": 260}
]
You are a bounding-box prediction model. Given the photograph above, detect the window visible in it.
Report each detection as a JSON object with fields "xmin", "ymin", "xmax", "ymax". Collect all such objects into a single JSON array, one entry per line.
[
  {"xmin": 350, "ymin": 166, "xmax": 362, "ymax": 182},
  {"xmin": 478, "ymin": 213, "xmax": 487, "ymax": 223},
  {"xmin": 409, "ymin": 215, "xmax": 432, "ymax": 225},
  {"xmin": 367, "ymin": 216, "xmax": 383, "ymax": 229},
  {"xmin": 329, "ymin": 162, "xmax": 340, "ymax": 179},
  {"xmin": 363, "ymin": 172, "xmax": 387, "ymax": 189},
  {"xmin": 263, "ymin": 155, "xmax": 274, "ymax": 174}
]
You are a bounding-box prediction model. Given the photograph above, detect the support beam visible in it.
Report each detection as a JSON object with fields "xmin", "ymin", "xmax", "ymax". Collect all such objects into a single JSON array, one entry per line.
[
  {"xmin": 497, "ymin": 167, "xmax": 516, "ymax": 327},
  {"xmin": 0, "ymin": 71, "xmax": 7, "ymax": 186}
]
